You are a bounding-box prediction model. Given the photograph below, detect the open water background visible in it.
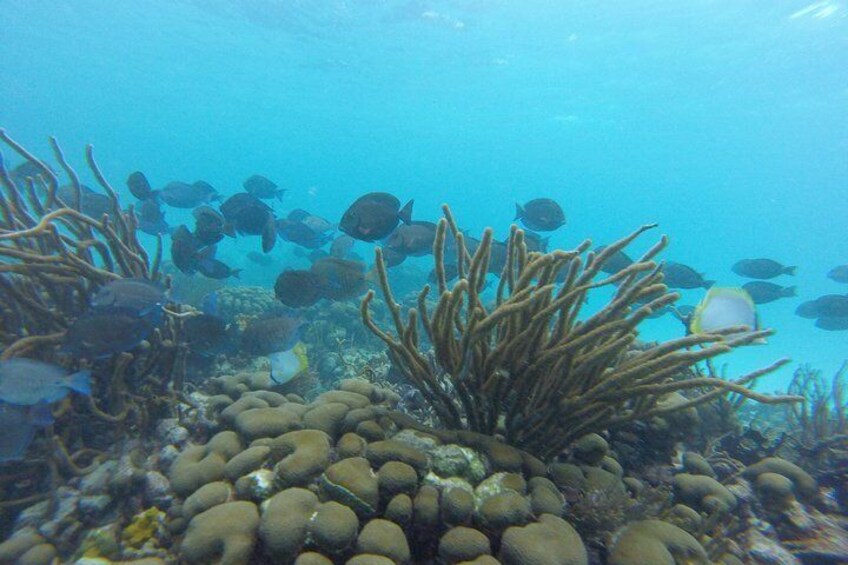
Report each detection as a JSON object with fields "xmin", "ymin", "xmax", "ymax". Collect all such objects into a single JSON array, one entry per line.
[{"xmin": 1, "ymin": 0, "xmax": 846, "ymax": 390}]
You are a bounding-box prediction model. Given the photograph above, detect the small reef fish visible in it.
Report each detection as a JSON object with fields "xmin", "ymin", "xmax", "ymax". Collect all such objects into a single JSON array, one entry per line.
[
  {"xmin": 487, "ymin": 240, "xmax": 508, "ymax": 274},
  {"xmin": 0, "ymin": 402, "xmax": 54, "ymax": 462},
  {"xmin": 662, "ymin": 262, "xmax": 714, "ymax": 289},
  {"xmin": 126, "ymin": 171, "xmax": 154, "ymax": 200},
  {"xmin": 91, "ymin": 278, "xmax": 166, "ymax": 317},
  {"xmin": 158, "ymin": 181, "xmax": 221, "ymax": 208},
  {"xmin": 136, "ymin": 197, "xmax": 170, "ymax": 236},
  {"xmin": 595, "ymin": 246, "xmax": 634, "ymax": 275},
  {"xmin": 197, "ymin": 258, "xmax": 242, "ymax": 280},
  {"xmin": 9, "ymin": 160, "xmax": 48, "ymax": 188},
  {"xmin": 220, "ymin": 193, "xmax": 277, "ymax": 252},
  {"xmin": 514, "ymin": 198, "xmax": 566, "ymax": 231},
  {"xmin": 274, "ymin": 270, "xmax": 324, "ymax": 308},
  {"xmin": 522, "ymin": 230, "xmax": 550, "ymax": 253},
  {"xmin": 63, "ymin": 307, "xmax": 157, "ymax": 359},
  {"xmin": 56, "ymin": 184, "xmax": 114, "ymax": 219},
  {"xmin": 339, "ymin": 192, "xmax": 414, "ymax": 242},
  {"xmin": 0, "ymin": 358, "xmax": 91, "ymax": 405},
  {"xmin": 330, "ymin": 235, "xmax": 356, "ymax": 259},
  {"xmin": 795, "ymin": 294, "xmax": 848, "ymax": 320},
  {"xmin": 291, "ymin": 210, "xmax": 334, "ymax": 234},
  {"xmin": 243, "ymin": 174, "xmax": 285, "ymax": 200},
  {"xmin": 182, "ymin": 314, "xmax": 230, "ymax": 356},
  {"xmin": 268, "ymin": 342, "xmax": 309, "ymax": 385},
  {"xmin": 732, "ymin": 258, "xmax": 796, "ymax": 279},
  {"xmin": 276, "ymin": 218, "xmax": 333, "ymax": 249},
  {"xmin": 815, "ymin": 316, "xmax": 848, "ymax": 331},
  {"xmin": 311, "ymin": 257, "xmax": 370, "ymax": 300},
  {"xmin": 242, "ymin": 316, "xmax": 305, "ymax": 356},
  {"xmin": 827, "ymin": 265, "xmax": 848, "ymax": 284},
  {"xmin": 170, "ymin": 225, "xmax": 202, "ymax": 274},
  {"xmin": 193, "ymin": 206, "xmax": 233, "ymax": 246},
  {"xmin": 428, "ymin": 264, "xmax": 460, "ymax": 285},
  {"xmin": 689, "ymin": 287, "xmax": 758, "ymax": 335},
  {"xmin": 384, "ymin": 221, "xmax": 437, "ymax": 257},
  {"xmin": 742, "ymin": 281, "xmax": 796, "ymax": 305},
  {"xmin": 382, "ymin": 247, "xmax": 407, "ymax": 268}
]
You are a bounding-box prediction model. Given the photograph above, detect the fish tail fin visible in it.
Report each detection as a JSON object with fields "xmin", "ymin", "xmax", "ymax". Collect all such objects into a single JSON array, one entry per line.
[
  {"xmin": 68, "ymin": 370, "xmax": 92, "ymax": 396},
  {"xmin": 398, "ymin": 200, "xmax": 414, "ymax": 224},
  {"xmin": 784, "ymin": 285, "xmax": 797, "ymax": 297},
  {"xmin": 232, "ymin": 269, "xmax": 243, "ymax": 279},
  {"xmin": 514, "ymin": 203, "xmax": 524, "ymax": 221},
  {"xmin": 784, "ymin": 266, "xmax": 797, "ymax": 276},
  {"xmin": 276, "ymin": 189, "xmax": 286, "ymax": 202},
  {"xmin": 703, "ymin": 279, "xmax": 716, "ymax": 288}
]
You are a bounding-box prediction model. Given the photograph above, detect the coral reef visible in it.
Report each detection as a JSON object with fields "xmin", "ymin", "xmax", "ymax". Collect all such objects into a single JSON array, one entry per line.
[{"xmin": 362, "ymin": 206, "xmax": 800, "ymax": 458}]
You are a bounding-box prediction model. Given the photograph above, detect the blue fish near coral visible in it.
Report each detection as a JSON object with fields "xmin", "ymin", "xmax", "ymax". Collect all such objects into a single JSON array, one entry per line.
[
  {"xmin": 0, "ymin": 402, "xmax": 54, "ymax": 462},
  {"xmin": 0, "ymin": 358, "xmax": 91, "ymax": 405}
]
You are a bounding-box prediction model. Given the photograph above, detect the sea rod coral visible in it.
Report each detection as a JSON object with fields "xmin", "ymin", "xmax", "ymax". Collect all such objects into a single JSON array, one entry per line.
[
  {"xmin": 0, "ymin": 131, "xmax": 182, "ymax": 516},
  {"xmin": 362, "ymin": 204, "xmax": 800, "ymax": 459}
]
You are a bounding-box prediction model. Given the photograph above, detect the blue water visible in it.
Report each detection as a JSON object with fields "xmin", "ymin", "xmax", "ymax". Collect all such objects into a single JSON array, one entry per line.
[{"xmin": 1, "ymin": 0, "xmax": 846, "ymax": 389}]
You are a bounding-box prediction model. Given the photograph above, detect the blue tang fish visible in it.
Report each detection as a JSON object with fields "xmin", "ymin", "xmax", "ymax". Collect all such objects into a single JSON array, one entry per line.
[{"xmin": 0, "ymin": 358, "xmax": 91, "ymax": 405}]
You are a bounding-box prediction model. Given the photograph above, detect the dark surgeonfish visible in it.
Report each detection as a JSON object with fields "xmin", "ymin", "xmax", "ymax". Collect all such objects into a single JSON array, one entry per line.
[
  {"xmin": 63, "ymin": 306, "xmax": 157, "ymax": 359},
  {"xmin": 56, "ymin": 184, "xmax": 113, "ymax": 218},
  {"xmin": 287, "ymin": 209, "xmax": 334, "ymax": 234},
  {"xmin": 301, "ymin": 214, "xmax": 334, "ymax": 235},
  {"xmin": 815, "ymin": 316, "xmax": 848, "ymax": 331},
  {"xmin": 9, "ymin": 160, "xmax": 49, "ymax": 188},
  {"xmin": 827, "ymin": 265, "xmax": 848, "ymax": 284},
  {"xmin": 382, "ymin": 247, "xmax": 407, "ymax": 268},
  {"xmin": 661, "ymin": 262, "xmax": 714, "ymax": 289},
  {"xmin": 126, "ymin": 171, "xmax": 154, "ymax": 200},
  {"xmin": 487, "ymin": 240, "xmax": 508, "ymax": 274},
  {"xmin": 742, "ymin": 281, "xmax": 796, "ymax": 305},
  {"xmin": 339, "ymin": 192, "xmax": 413, "ymax": 242},
  {"xmin": 428, "ymin": 263, "xmax": 460, "ymax": 285},
  {"xmin": 182, "ymin": 314, "xmax": 230, "ymax": 356},
  {"xmin": 170, "ymin": 225, "xmax": 203, "ymax": 274},
  {"xmin": 311, "ymin": 257, "xmax": 370, "ymax": 300},
  {"xmin": 136, "ymin": 197, "xmax": 170, "ymax": 235},
  {"xmin": 0, "ymin": 358, "xmax": 91, "ymax": 405},
  {"xmin": 595, "ymin": 245, "xmax": 634, "ymax": 275},
  {"xmin": 795, "ymin": 300, "xmax": 821, "ymax": 319},
  {"xmin": 241, "ymin": 315, "xmax": 304, "ymax": 356},
  {"xmin": 515, "ymin": 198, "xmax": 565, "ymax": 231},
  {"xmin": 193, "ymin": 206, "xmax": 233, "ymax": 246},
  {"xmin": 220, "ymin": 193, "xmax": 277, "ymax": 252},
  {"xmin": 91, "ymin": 278, "xmax": 166, "ymax": 318},
  {"xmin": 522, "ymin": 231, "xmax": 549, "ymax": 253},
  {"xmin": 330, "ymin": 235, "xmax": 356, "ymax": 259},
  {"xmin": 732, "ymin": 258, "xmax": 796, "ymax": 279},
  {"xmin": 384, "ymin": 221, "xmax": 437, "ymax": 257},
  {"xmin": 0, "ymin": 402, "xmax": 54, "ymax": 462},
  {"xmin": 197, "ymin": 258, "xmax": 242, "ymax": 280},
  {"xmin": 159, "ymin": 181, "xmax": 220, "ymax": 208},
  {"xmin": 276, "ymin": 219, "xmax": 333, "ymax": 249},
  {"xmin": 244, "ymin": 174, "xmax": 285, "ymax": 200},
  {"xmin": 795, "ymin": 294, "xmax": 848, "ymax": 320},
  {"xmin": 274, "ymin": 269, "xmax": 324, "ymax": 308}
]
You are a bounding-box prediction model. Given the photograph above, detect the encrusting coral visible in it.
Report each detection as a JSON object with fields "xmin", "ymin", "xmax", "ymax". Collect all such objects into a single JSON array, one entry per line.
[{"xmin": 361, "ymin": 204, "xmax": 801, "ymax": 458}]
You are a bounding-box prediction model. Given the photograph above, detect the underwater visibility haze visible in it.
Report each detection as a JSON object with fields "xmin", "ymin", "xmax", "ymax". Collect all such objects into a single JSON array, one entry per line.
[{"xmin": 0, "ymin": 1, "xmax": 846, "ymax": 563}]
